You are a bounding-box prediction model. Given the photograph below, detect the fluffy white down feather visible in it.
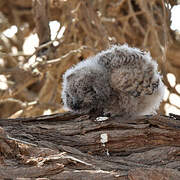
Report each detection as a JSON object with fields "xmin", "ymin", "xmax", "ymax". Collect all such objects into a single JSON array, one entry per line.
[{"xmin": 61, "ymin": 44, "xmax": 165, "ymax": 117}]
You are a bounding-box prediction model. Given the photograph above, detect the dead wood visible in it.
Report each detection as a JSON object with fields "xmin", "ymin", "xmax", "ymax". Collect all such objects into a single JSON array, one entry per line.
[{"xmin": 0, "ymin": 113, "xmax": 180, "ymax": 179}]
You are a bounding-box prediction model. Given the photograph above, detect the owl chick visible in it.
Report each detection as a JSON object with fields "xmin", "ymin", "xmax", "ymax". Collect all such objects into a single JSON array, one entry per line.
[{"xmin": 61, "ymin": 44, "xmax": 165, "ymax": 118}]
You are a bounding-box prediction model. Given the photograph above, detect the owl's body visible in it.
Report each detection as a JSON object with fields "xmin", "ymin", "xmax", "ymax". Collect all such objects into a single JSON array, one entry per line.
[{"xmin": 62, "ymin": 44, "xmax": 165, "ymax": 118}]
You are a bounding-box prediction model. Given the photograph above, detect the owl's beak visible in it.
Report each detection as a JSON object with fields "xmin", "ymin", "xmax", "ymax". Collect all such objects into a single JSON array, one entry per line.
[{"xmin": 72, "ymin": 98, "xmax": 82, "ymax": 110}]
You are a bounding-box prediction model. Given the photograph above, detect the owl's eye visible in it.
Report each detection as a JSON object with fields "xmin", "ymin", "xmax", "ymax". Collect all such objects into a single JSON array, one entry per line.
[{"xmin": 86, "ymin": 87, "xmax": 96, "ymax": 94}]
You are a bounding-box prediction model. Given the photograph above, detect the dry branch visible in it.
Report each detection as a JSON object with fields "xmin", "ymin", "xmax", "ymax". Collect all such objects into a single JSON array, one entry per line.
[
  {"xmin": 0, "ymin": 0, "xmax": 180, "ymax": 118},
  {"xmin": 0, "ymin": 113, "xmax": 180, "ymax": 179}
]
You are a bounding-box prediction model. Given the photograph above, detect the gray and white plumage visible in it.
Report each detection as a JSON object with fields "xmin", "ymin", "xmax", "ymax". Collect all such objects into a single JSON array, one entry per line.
[{"xmin": 61, "ymin": 44, "xmax": 165, "ymax": 118}]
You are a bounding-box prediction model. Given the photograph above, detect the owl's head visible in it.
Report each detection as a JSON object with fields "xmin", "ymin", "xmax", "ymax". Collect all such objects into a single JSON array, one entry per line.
[{"xmin": 61, "ymin": 67, "xmax": 111, "ymax": 114}]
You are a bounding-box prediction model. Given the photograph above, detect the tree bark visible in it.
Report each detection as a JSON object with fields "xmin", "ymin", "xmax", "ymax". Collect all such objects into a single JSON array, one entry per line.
[{"xmin": 0, "ymin": 113, "xmax": 180, "ymax": 179}]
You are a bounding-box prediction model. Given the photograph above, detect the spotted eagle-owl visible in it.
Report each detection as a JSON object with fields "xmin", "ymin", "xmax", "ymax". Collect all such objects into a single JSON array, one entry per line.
[{"xmin": 61, "ymin": 44, "xmax": 165, "ymax": 118}]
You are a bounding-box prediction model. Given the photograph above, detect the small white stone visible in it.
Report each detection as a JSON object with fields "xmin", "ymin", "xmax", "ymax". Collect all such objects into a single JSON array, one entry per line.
[
  {"xmin": 96, "ymin": 116, "xmax": 109, "ymax": 122},
  {"xmin": 100, "ymin": 133, "xmax": 108, "ymax": 144},
  {"xmin": 106, "ymin": 149, "xmax": 110, "ymax": 156}
]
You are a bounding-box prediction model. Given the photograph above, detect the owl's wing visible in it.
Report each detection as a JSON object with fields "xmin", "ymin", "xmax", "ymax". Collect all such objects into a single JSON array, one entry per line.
[{"xmin": 110, "ymin": 67, "xmax": 160, "ymax": 97}]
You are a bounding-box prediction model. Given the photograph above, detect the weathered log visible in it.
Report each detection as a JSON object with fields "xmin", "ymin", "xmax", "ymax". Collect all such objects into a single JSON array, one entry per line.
[{"xmin": 0, "ymin": 112, "xmax": 180, "ymax": 179}]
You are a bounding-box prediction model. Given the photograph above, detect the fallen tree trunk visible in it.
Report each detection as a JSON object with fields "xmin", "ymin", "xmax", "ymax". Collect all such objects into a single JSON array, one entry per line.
[{"xmin": 0, "ymin": 113, "xmax": 180, "ymax": 179}]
